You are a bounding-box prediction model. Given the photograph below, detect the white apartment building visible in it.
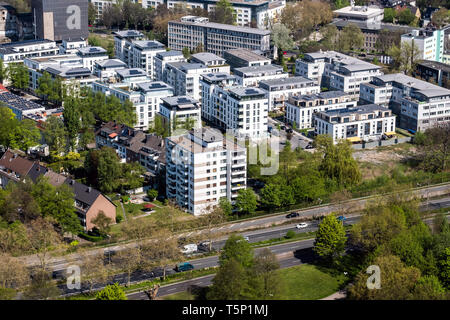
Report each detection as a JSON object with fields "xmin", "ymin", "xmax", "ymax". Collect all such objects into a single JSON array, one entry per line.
[
  {"xmin": 201, "ymin": 73, "xmax": 269, "ymax": 139},
  {"xmin": 0, "ymin": 39, "xmax": 59, "ymax": 65},
  {"xmin": 165, "ymin": 127, "xmax": 247, "ymax": 215},
  {"xmin": 401, "ymin": 27, "xmax": 449, "ymax": 63},
  {"xmin": 295, "ymin": 51, "xmax": 382, "ymax": 99},
  {"xmin": 191, "ymin": 52, "xmax": 230, "ymax": 72},
  {"xmin": 165, "ymin": 61, "xmax": 230, "ymax": 101},
  {"xmin": 59, "ymin": 39, "xmax": 88, "ymax": 55},
  {"xmin": 77, "ymin": 46, "xmax": 109, "ymax": 72},
  {"xmin": 159, "ymin": 96, "xmax": 202, "ymax": 130},
  {"xmin": 258, "ymin": 76, "xmax": 321, "ymax": 111},
  {"xmin": 90, "ymin": 0, "xmax": 117, "ymax": 23},
  {"xmin": 24, "ymin": 54, "xmax": 99, "ymax": 93},
  {"xmin": 223, "ymin": 48, "xmax": 271, "ymax": 69},
  {"xmin": 154, "ymin": 50, "xmax": 186, "ymax": 82},
  {"xmin": 359, "ymin": 73, "xmax": 450, "ymax": 132},
  {"xmin": 233, "ymin": 64, "xmax": 288, "ymax": 87},
  {"xmin": 314, "ymin": 104, "xmax": 396, "ymax": 143},
  {"xmin": 92, "ymin": 79, "xmax": 174, "ymax": 130},
  {"xmin": 128, "ymin": 40, "xmax": 166, "ymax": 79},
  {"xmin": 333, "ymin": 5, "xmax": 384, "ymax": 24},
  {"xmin": 113, "ymin": 30, "xmax": 145, "ymax": 65},
  {"xmin": 94, "ymin": 59, "xmax": 127, "ymax": 81},
  {"xmin": 285, "ymin": 91, "xmax": 357, "ymax": 129}
]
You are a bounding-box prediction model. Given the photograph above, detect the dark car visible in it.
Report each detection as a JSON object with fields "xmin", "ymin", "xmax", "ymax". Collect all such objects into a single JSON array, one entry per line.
[
  {"xmin": 305, "ymin": 143, "xmax": 314, "ymax": 149},
  {"xmin": 286, "ymin": 212, "xmax": 300, "ymax": 218},
  {"xmin": 281, "ymin": 125, "xmax": 286, "ymax": 130},
  {"xmin": 175, "ymin": 262, "xmax": 195, "ymax": 272},
  {"xmin": 286, "ymin": 128, "xmax": 293, "ymax": 134}
]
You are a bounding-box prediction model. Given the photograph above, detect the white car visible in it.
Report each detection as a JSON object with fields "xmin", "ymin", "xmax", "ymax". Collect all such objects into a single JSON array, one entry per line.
[
  {"xmin": 243, "ymin": 236, "xmax": 250, "ymax": 242},
  {"xmin": 296, "ymin": 223, "xmax": 308, "ymax": 229}
]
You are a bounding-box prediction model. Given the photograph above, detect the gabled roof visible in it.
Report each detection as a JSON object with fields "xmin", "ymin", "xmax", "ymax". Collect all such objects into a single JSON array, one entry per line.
[{"xmin": 0, "ymin": 150, "xmax": 35, "ymax": 178}]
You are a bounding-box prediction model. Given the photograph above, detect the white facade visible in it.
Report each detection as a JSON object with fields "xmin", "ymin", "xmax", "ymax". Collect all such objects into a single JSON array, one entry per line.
[
  {"xmin": 59, "ymin": 39, "xmax": 88, "ymax": 55},
  {"xmin": 359, "ymin": 73, "xmax": 450, "ymax": 132},
  {"xmin": 93, "ymin": 59, "xmax": 127, "ymax": 81},
  {"xmin": 295, "ymin": 51, "xmax": 382, "ymax": 99},
  {"xmin": 154, "ymin": 50, "xmax": 186, "ymax": 82},
  {"xmin": 401, "ymin": 28, "xmax": 447, "ymax": 63},
  {"xmin": 0, "ymin": 39, "xmax": 59, "ymax": 65},
  {"xmin": 159, "ymin": 96, "xmax": 202, "ymax": 130},
  {"xmin": 233, "ymin": 64, "xmax": 288, "ymax": 87},
  {"xmin": 258, "ymin": 76, "xmax": 321, "ymax": 111},
  {"xmin": 333, "ymin": 5, "xmax": 384, "ymax": 24},
  {"xmin": 201, "ymin": 73, "xmax": 269, "ymax": 139},
  {"xmin": 113, "ymin": 30, "xmax": 145, "ymax": 65},
  {"xmin": 92, "ymin": 80, "xmax": 174, "ymax": 130},
  {"xmin": 129, "ymin": 40, "xmax": 166, "ymax": 79},
  {"xmin": 77, "ymin": 46, "xmax": 109, "ymax": 72},
  {"xmin": 314, "ymin": 104, "xmax": 396, "ymax": 143},
  {"xmin": 166, "ymin": 127, "xmax": 247, "ymax": 215},
  {"xmin": 285, "ymin": 91, "xmax": 357, "ymax": 129}
]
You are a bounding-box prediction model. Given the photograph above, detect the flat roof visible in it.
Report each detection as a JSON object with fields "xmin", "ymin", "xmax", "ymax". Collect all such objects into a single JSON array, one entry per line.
[
  {"xmin": 224, "ymin": 48, "xmax": 270, "ymax": 62},
  {"xmin": 374, "ymin": 73, "xmax": 450, "ymax": 97},
  {"xmin": 78, "ymin": 46, "xmax": 107, "ymax": 54},
  {"xmin": 116, "ymin": 68, "xmax": 148, "ymax": 78},
  {"xmin": 0, "ymin": 92, "xmax": 45, "ymax": 111},
  {"xmin": 333, "ymin": 5, "xmax": 384, "ymax": 17},
  {"xmin": 228, "ymin": 87, "xmax": 267, "ymax": 98},
  {"xmin": 132, "ymin": 40, "xmax": 165, "ymax": 50},
  {"xmin": 191, "ymin": 52, "xmax": 225, "ymax": 64},
  {"xmin": 234, "ymin": 64, "xmax": 284, "ymax": 76},
  {"xmin": 170, "ymin": 17, "xmax": 271, "ymax": 36},
  {"xmin": 113, "ymin": 30, "xmax": 144, "ymax": 38},
  {"xmin": 137, "ymin": 81, "xmax": 173, "ymax": 92},
  {"xmin": 259, "ymin": 76, "xmax": 315, "ymax": 87},
  {"xmin": 96, "ymin": 59, "xmax": 127, "ymax": 68},
  {"xmin": 162, "ymin": 96, "xmax": 199, "ymax": 106},
  {"xmin": 292, "ymin": 90, "xmax": 350, "ymax": 101},
  {"xmin": 167, "ymin": 61, "xmax": 207, "ymax": 71},
  {"xmin": 320, "ymin": 104, "xmax": 390, "ymax": 117},
  {"xmin": 157, "ymin": 50, "xmax": 184, "ymax": 58},
  {"xmin": 202, "ymin": 73, "xmax": 236, "ymax": 82}
]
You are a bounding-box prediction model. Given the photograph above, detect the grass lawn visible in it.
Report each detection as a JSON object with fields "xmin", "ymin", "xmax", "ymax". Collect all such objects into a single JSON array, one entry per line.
[
  {"xmin": 162, "ymin": 291, "xmax": 196, "ymax": 300},
  {"xmin": 277, "ymin": 264, "xmax": 347, "ymax": 300}
]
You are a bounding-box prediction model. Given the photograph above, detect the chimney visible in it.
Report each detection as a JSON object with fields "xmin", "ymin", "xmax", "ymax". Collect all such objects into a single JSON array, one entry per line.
[{"xmin": 87, "ymin": 187, "xmax": 92, "ymax": 193}]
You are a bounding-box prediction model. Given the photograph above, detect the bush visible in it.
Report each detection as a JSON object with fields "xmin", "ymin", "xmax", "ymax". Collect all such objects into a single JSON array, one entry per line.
[
  {"xmin": 147, "ymin": 189, "xmax": 158, "ymax": 201},
  {"xmin": 78, "ymin": 232, "xmax": 104, "ymax": 242},
  {"xmin": 116, "ymin": 215, "xmax": 123, "ymax": 223},
  {"xmin": 286, "ymin": 230, "xmax": 296, "ymax": 239},
  {"xmin": 122, "ymin": 195, "xmax": 130, "ymax": 203}
]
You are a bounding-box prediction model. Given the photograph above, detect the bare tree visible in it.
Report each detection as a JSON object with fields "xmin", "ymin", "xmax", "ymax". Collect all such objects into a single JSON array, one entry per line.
[
  {"xmin": 79, "ymin": 251, "xmax": 110, "ymax": 293},
  {"xmin": 199, "ymin": 206, "xmax": 226, "ymax": 252},
  {"xmin": 113, "ymin": 247, "xmax": 141, "ymax": 287},
  {"xmin": 0, "ymin": 253, "xmax": 30, "ymax": 291}
]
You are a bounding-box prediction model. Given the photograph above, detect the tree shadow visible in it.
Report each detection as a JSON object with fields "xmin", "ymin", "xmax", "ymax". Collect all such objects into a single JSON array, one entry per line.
[{"xmin": 187, "ymin": 285, "xmax": 209, "ymax": 300}]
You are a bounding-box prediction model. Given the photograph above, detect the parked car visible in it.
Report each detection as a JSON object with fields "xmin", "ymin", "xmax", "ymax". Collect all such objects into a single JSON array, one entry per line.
[
  {"xmin": 337, "ymin": 216, "xmax": 347, "ymax": 222},
  {"xmin": 296, "ymin": 223, "xmax": 308, "ymax": 229},
  {"xmin": 286, "ymin": 128, "xmax": 293, "ymax": 134},
  {"xmin": 175, "ymin": 262, "xmax": 194, "ymax": 272},
  {"xmin": 181, "ymin": 244, "xmax": 198, "ymax": 254},
  {"xmin": 286, "ymin": 212, "xmax": 300, "ymax": 219},
  {"xmin": 281, "ymin": 125, "xmax": 286, "ymax": 130},
  {"xmin": 242, "ymin": 236, "xmax": 250, "ymax": 242},
  {"xmin": 305, "ymin": 143, "xmax": 314, "ymax": 149},
  {"xmin": 268, "ymin": 126, "xmax": 273, "ymax": 133}
]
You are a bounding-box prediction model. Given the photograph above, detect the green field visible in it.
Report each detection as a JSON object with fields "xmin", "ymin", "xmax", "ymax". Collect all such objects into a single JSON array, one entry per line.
[
  {"xmin": 161, "ymin": 264, "xmax": 347, "ymax": 300},
  {"xmin": 277, "ymin": 264, "xmax": 347, "ymax": 300}
]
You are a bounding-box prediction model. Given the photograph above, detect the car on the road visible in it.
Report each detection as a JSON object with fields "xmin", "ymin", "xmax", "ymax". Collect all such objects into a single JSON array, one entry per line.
[
  {"xmin": 268, "ymin": 126, "xmax": 273, "ymax": 133},
  {"xmin": 337, "ymin": 216, "xmax": 347, "ymax": 222},
  {"xmin": 305, "ymin": 143, "xmax": 314, "ymax": 149},
  {"xmin": 281, "ymin": 125, "xmax": 286, "ymax": 130},
  {"xmin": 243, "ymin": 236, "xmax": 250, "ymax": 242},
  {"xmin": 286, "ymin": 212, "xmax": 300, "ymax": 218},
  {"xmin": 296, "ymin": 223, "xmax": 308, "ymax": 229},
  {"xmin": 181, "ymin": 244, "xmax": 198, "ymax": 254},
  {"xmin": 286, "ymin": 128, "xmax": 293, "ymax": 134},
  {"xmin": 175, "ymin": 262, "xmax": 194, "ymax": 272}
]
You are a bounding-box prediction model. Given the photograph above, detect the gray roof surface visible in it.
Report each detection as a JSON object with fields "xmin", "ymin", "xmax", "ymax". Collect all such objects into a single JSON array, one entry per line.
[
  {"xmin": 162, "ymin": 95, "xmax": 199, "ymax": 106},
  {"xmin": 259, "ymin": 76, "xmax": 315, "ymax": 87},
  {"xmin": 137, "ymin": 81, "xmax": 173, "ymax": 92},
  {"xmin": 234, "ymin": 64, "xmax": 284, "ymax": 76},
  {"xmin": 191, "ymin": 52, "xmax": 225, "ymax": 64},
  {"xmin": 225, "ymin": 48, "xmax": 270, "ymax": 62},
  {"xmin": 170, "ymin": 18, "xmax": 271, "ymax": 36}
]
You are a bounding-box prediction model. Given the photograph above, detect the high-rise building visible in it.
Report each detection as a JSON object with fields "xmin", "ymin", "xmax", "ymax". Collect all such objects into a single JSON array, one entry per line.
[{"xmin": 32, "ymin": 0, "xmax": 89, "ymax": 41}]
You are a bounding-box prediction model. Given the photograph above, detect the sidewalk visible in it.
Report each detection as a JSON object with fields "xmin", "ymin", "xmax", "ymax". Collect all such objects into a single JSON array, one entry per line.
[{"xmin": 321, "ymin": 290, "xmax": 347, "ymax": 300}]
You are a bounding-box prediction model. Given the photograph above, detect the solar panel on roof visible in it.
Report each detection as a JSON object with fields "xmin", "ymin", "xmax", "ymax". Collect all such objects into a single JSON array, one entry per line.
[
  {"xmin": 129, "ymin": 70, "xmax": 141, "ymax": 75},
  {"xmin": 245, "ymin": 89, "xmax": 259, "ymax": 94},
  {"xmin": 178, "ymin": 97, "xmax": 191, "ymax": 103}
]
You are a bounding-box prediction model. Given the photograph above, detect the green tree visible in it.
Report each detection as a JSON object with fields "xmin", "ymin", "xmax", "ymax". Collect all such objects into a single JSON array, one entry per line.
[
  {"xmin": 219, "ymin": 197, "xmax": 233, "ymax": 216},
  {"xmin": 95, "ymin": 283, "xmax": 127, "ymax": 300},
  {"xmin": 397, "ymin": 8, "xmax": 415, "ymax": 25},
  {"xmin": 147, "ymin": 189, "xmax": 158, "ymax": 201},
  {"xmin": 9, "ymin": 119, "xmax": 40, "ymax": 151},
  {"xmin": 260, "ymin": 183, "xmax": 281, "ymax": 210},
  {"xmin": 88, "ymin": 2, "xmax": 97, "ymax": 25},
  {"xmin": 85, "ymin": 147, "xmax": 122, "ymax": 193},
  {"xmin": 63, "ymin": 97, "xmax": 82, "ymax": 151},
  {"xmin": 209, "ymin": 0, "xmax": 236, "ymax": 25},
  {"xmin": 35, "ymin": 72, "xmax": 53, "ymax": 103},
  {"xmin": 7, "ymin": 63, "xmax": 29, "ymax": 91},
  {"xmin": 251, "ymin": 248, "xmax": 282, "ymax": 299},
  {"xmin": 388, "ymin": 41, "xmax": 421, "ymax": 74},
  {"xmin": 383, "ymin": 8, "xmax": 396, "ymax": 23},
  {"xmin": 0, "ymin": 58, "xmax": 7, "ymax": 84},
  {"xmin": 339, "ymin": 23, "xmax": 364, "ymax": 52},
  {"xmin": 182, "ymin": 47, "xmax": 191, "ymax": 59},
  {"xmin": 417, "ymin": 123, "xmax": 450, "ymax": 173},
  {"xmin": 271, "ymin": 23, "xmax": 293, "ymax": 51},
  {"xmin": 234, "ymin": 188, "xmax": 257, "ymax": 215},
  {"xmin": 413, "ymin": 275, "xmax": 448, "ymax": 299},
  {"xmin": 219, "ymin": 234, "xmax": 254, "ymax": 269},
  {"xmin": 437, "ymin": 247, "xmax": 450, "ymax": 289},
  {"xmin": 43, "ymin": 116, "xmax": 67, "ymax": 156},
  {"xmin": 91, "ymin": 211, "xmax": 112, "ymax": 236},
  {"xmin": 314, "ymin": 214, "xmax": 347, "ymax": 262},
  {"xmin": 321, "ymin": 24, "xmax": 339, "ymax": 50},
  {"xmin": 207, "ymin": 258, "xmax": 250, "ymax": 300}
]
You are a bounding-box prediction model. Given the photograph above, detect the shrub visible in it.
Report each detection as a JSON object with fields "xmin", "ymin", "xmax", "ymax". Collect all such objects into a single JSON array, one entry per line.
[
  {"xmin": 286, "ymin": 230, "xmax": 296, "ymax": 239},
  {"xmin": 147, "ymin": 189, "xmax": 158, "ymax": 201},
  {"xmin": 78, "ymin": 232, "xmax": 104, "ymax": 242},
  {"xmin": 116, "ymin": 215, "xmax": 123, "ymax": 223},
  {"xmin": 122, "ymin": 195, "xmax": 130, "ymax": 203}
]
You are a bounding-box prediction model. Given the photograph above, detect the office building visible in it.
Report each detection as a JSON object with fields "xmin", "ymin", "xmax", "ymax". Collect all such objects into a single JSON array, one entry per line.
[
  {"xmin": 168, "ymin": 16, "xmax": 271, "ymax": 57},
  {"xmin": 165, "ymin": 127, "xmax": 247, "ymax": 215}
]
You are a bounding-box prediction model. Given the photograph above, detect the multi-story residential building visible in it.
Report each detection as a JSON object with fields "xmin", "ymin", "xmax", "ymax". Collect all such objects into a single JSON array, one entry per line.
[
  {"xmin": 201, "ymin": 73, "xmax": 269, "ymax": 139},
  {"xmin": 128, "ymin": 40, "xmax": 166, "ymax": 79},
  {"xmin": 295, "ymin": 51, "xmax": 382, "ymax": 99},
  {"xmin": 313, "ymin": 104, "xmax": 396, "ymax": 143},
  {"xmin": 89, "ymin": 0, "xmax": 117, "ymax": 23},
  {"xmin": 159, "ymin": 96, "xmax": 202, "ymax": 130},
  {"xmin": 113, "ymin": 30, "xmax": 145, "ymax": 64},
  {"xmin": 24, "ymin": 54, "xmax": 99, "ymax": 93},
  {"xmin": 115, "ymin": 67, "xmax": 150, "ymax": 84},
  {"xmin": 92, "ymin": 79, "xmax": 174, "ymax": 130},
  {"xmin": 0, "ymin": 90, "xmax": 45, "ymax": 120},
  {"xmin": 95, "ymin": 121, "xmax": 167, "ymax": 177},
  {"xmin": 258, "ymin": 76, "xmax": 321, "ymax": 111},
  {"xmin": 59, "ymin": 38, "xmax": 88, "ymax": 54},
  {"xmin": 415, "ymin": 60, "xmax": 450, "ymax": 88},
  {"xmin": 164, "ymin": 61, "xmax": 230, "ymax": 101},
  {"xmin": 154, "ymin": 50, "xmax": 186, "ymax": 82},
  {"xmin": 285, "ymin": 91, "xmax": 357, "ymax": 129},
  {"xmin": 190, "ymin": 52, "xmax": 230, "ymax": 72},
  {"xmin": 359, "ymin": 73, "xmax": 450, "ymax": 132},
  {"xmin": 401, "ymin": 27, "xmax": 450, "ymax": 63},
  {"xmin": 168, "ymin": 16, "xmax": 271, "ymax": 57},
  {"xmin": 93, "ymin": 59, "xmax": 127, "ymax": 81},
  {"xmin": 0, "ymin": 39, "xmax": 59, "ymax": 65},
  {"xmin": 234, "ymin": 64, "xmax": 287, "ymax": 87},
  {"xmin": 165, "ymin": 127, "xmax": 247, "ymax": 215},
  {"xmin": 224, "ymin": 48, "xmax": 271, "ymax": 70},
  {"xmin": 77, "ymin": 46, "xmax": 109, "ymax": 72}
]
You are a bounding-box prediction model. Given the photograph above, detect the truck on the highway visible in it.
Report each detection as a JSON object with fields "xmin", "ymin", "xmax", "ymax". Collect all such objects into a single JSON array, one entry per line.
[{"xmin": 181, "ymin": 244, "xmax": 197, "ymax": 254}]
